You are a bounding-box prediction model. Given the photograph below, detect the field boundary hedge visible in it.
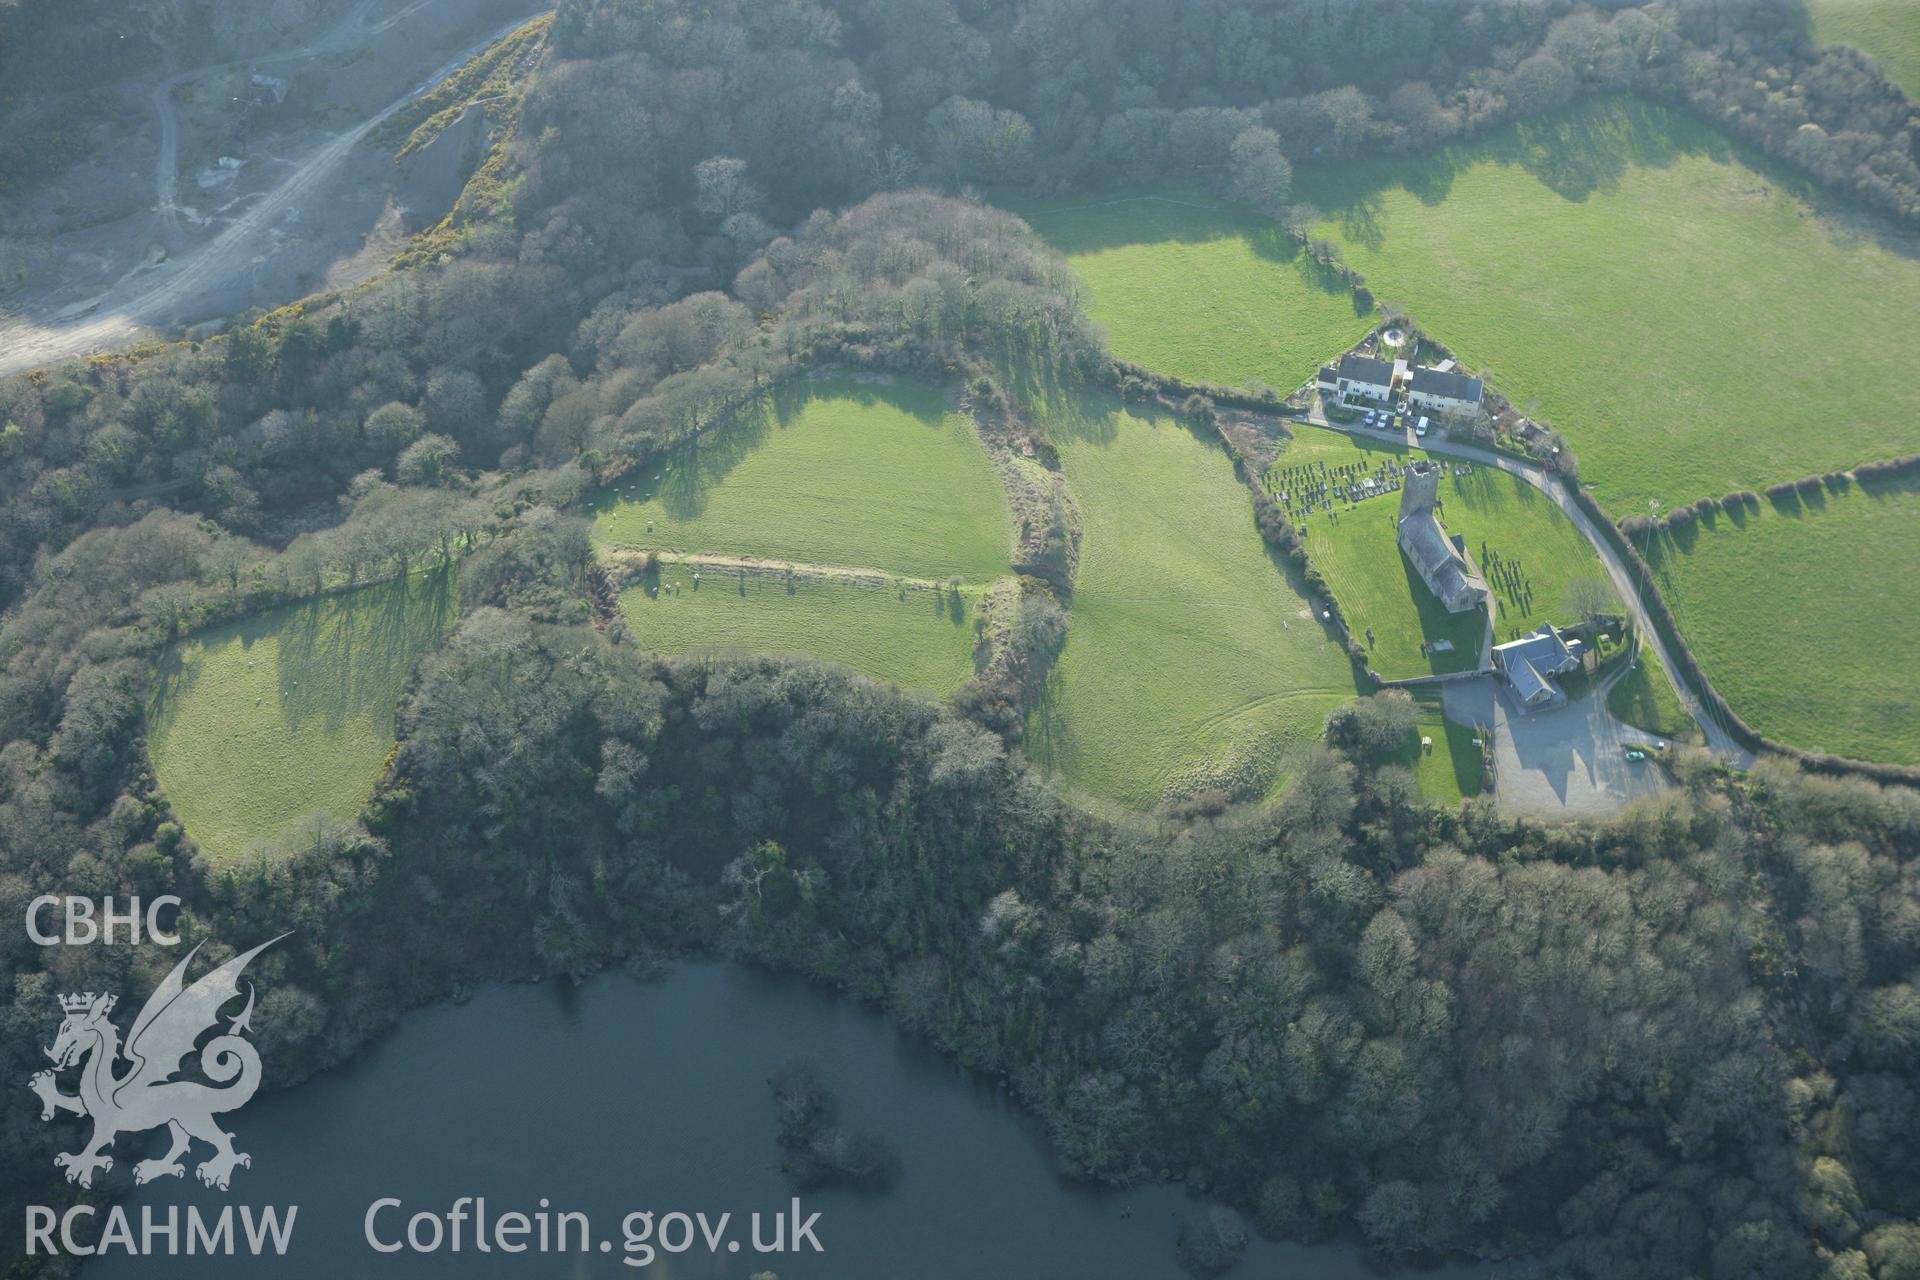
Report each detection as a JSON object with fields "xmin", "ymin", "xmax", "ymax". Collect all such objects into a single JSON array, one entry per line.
[
  {"xmin": 1121, "ymin": 360, "xmax": 1920, "ymax": 787},
  {"xmin": 1575, "ymin": 472, "xmax": 1920, "ymax": 787},
  {"xmin": 1110, "ymin": 360, "xmax": 1379, "ymax": 686}
]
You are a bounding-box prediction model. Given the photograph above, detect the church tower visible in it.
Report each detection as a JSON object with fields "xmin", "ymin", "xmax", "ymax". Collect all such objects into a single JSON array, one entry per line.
[{"xmin": 1400, "ymin": 458, "xmax": 1441, "ymax": 519}]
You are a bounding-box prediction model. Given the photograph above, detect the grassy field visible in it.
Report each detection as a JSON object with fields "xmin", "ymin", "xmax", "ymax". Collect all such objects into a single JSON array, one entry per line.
[
  {"xmin": 1012, "ymin": 196, "xmax": 1373, "ymax": 394},
  {"xmin": 616, "ymin": 566, "xmax": 982, "ymax": 696},
  {"xmin": 1809, "ymin": 0, "xmax": 1920, "ymax": 94},
  {"xmin": 1270, "ymin": 426, "xmax": 1612, "ymax": 679},
  {"xmin": 1018, "ymin": 98, "xmax": 1920, "ymax": 514},
  {"xmin": 1397, "ymin": 695, "xmax": 1487, "ymax": 806},
  {"xmin": 1605, "ymin": 644, "xmax": 1693, "ymax": 740},
  {"xmin": 148, "ymin": 571, "xmax": 457, "ymax": 864},
  {"xmin": 1294, "ymin": 97, "xmax": 1920, "ymax": 511},
  {"xmin": 1639, "ymin": 474, "xmax": 1920, "ymax": 764},
  {"xmin": 1025, "ymin": 394, "xmax": 1360, "ymax": 810},
  {"xmin": 593, "ymin": 377, "xmax": 1011, "ymax": 583}
]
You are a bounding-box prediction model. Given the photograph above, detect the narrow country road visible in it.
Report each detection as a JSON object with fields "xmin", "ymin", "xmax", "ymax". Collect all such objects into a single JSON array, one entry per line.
[{"xmin": 1297, "ymin": 404, "xmax": 1753, "ymax": 766}]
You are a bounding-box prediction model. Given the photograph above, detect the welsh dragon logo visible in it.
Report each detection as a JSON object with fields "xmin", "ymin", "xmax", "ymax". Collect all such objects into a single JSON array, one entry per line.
[{"xmin": 29, "ymin": 936, "xmax": 285, "ymax": 1191}]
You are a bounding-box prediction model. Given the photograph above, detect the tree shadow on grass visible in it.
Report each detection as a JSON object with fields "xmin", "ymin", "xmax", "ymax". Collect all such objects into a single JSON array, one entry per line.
[
  {"xmin": 1406, "ymin": 697, "xmax": 1486, "ymax": 799},
  {"xmin": 1018, "ymin": 100, "xmax": 1723, "ymax": 270},
  {"xmin": 1299, "ymin": 96, "xmax": 1732, "ymax": 219},
  {"xmin": 147, "ymin": 569, "xmax": 457, "ymax": 777},
  {"xmin": 1030, "ymin": 97, "xmax": 1920, "ymax": 284},
  {"xmin": 996, "ymin": 347, "xmax": 1119, "ymax": 445},
  {"xmin": 1012, "ymin": 188, "xmax": 1357, "ymax": 298},
  {"xmin": 147, "ymin": 643, "xmax": 203, "ymax": 733},
  {"xmin": 278, "ymin": 568, "xmax": 457, "ymax": 735},
  {"xmin": 930, "ymin": 581, "xmax": 970, "ymax": 627},
  {"xmin": 1014, "ymin": 191, "xmax": 1246, "ymax": 257},
  {"xmin": 1020, "ymin": 652, "xmax": 1071, "ymax": 779},
  {"xmin": 588, "ymin": 376, "xmax": 952, "ymax": 529}
]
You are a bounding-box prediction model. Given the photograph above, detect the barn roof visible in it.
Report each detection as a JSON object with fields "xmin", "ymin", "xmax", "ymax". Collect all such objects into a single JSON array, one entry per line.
[
  {"xmin": 1337, "ymin": 354, "xmax": 1395, "ymax": 387},
  {"xmin": 1494, "ymin": 624, "xmax": 1580, "ymax": 701},
  {"xmin": 1411, "ymin": 366, "xmax": 1484, "ymax": 403}
]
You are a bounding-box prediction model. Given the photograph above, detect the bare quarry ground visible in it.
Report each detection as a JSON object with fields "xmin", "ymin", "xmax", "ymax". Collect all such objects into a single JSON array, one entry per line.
[{"xmin": 0, "ymin": 0, "xmax": 545, "ymax": 376}]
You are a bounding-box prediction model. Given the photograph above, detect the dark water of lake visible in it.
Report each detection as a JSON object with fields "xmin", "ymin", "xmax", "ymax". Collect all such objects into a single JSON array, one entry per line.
[{"xmin": 86, "ymin": 961, "xmax": 1502, "ymax": 1279}]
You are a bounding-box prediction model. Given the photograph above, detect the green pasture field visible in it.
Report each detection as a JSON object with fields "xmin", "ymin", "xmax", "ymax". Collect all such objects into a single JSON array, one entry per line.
[
  {"xmin": 1397, "ymin": 696, "xmax": 1487, "ymax": 806},
  {"xmin": 592, "ymin": 377, "xmax": 1012, "ymax": 582},
  {"xmin": 1018, "ymin": 98, "xmax": 1920, "ymax": 514},
  {"xmin": 1026, "ymin": 394, "xmax": 1360, "ymax": 810},
  {"xmin": 617, "ymin": 566, "xmax": 982, "ymax": 696},
  {"xmin": 1637, "ymin": 473, "xmax": 1920, "ymax": 765},
  {"xmin": 1605, "ymin": 644, "xmax": 1693, "ymax": 740},
  {"xmin": 1294, "ymin": 97, "xmax": 1920, "ymax": 511},
  {"xmin": 1013, "ymin": 195, "xmax": 1372, "ymax": 394},
  {"xmin": 1269, "ymin": 426, "xmax": 1612, "ymax": 680},
  {"xmin": 147, "ymin": 571, "xmax": 458, "ymax": 864},
  {"xmin": 1810, "ymin": 0, "xmax": 1920, "ymax": 94}
]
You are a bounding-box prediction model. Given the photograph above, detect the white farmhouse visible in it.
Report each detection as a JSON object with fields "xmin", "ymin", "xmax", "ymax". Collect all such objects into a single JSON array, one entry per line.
[
  {"xmin": 1408, "ymin": 366, "xmax": 1484, "ymax": 416},
  {"xmin": 1331, "ymin": 353, "xmax": 1395, "ymax": 403}
]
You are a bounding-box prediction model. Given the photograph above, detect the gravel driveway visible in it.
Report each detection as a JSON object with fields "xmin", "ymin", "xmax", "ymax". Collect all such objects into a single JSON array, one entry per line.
[{"xmin": 1443, "ymin": 674, "xmax": 1672, "ymax": 818}]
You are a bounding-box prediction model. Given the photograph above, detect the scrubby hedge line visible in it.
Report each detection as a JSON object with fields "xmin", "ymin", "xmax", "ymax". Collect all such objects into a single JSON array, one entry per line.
[
  {"xmin": 1620, "ymin": 454, "xmax": 1920, "ymax": 539},
  {"xmin": 1854, "ymin": 453, "xmax": 1920, "ymax": 484},
  {"xmin": 1579, "ymin": 481, "xmax": 1920, "ymax": 787},
  {"xmin": 1112, "ymin": 359, "xmax": 1296, "ymax": 417},
  {"xmin": 1616, "ymin": 487, "xmax": 1762, "ymax": 537},
  {"xmin": 1114, "ymin": 360, "xmax": 1418, "ymax": 683},
  {"xmin": 1160, "ymin": 387, "xmax": 1378, "ymax": 679},
  {"xmin": 1756, "ymin": 453, "xmax": 1920, "ymax": 506}
]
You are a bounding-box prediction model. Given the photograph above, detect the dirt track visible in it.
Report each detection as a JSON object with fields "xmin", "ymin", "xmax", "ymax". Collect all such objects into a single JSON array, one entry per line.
[{"xmin": 604, "ymin": 549, "xmax": 959, "ymax": 593}]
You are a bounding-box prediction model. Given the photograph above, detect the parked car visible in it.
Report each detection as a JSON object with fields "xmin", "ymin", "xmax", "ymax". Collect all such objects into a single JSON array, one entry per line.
[
  {"xmin": 1415, "ymin": 416, "xmax": 1429, "ymax": 437},
  {"xmin": 1363, "ymin": 411, "xmax": 1377, "ymax": 426}
]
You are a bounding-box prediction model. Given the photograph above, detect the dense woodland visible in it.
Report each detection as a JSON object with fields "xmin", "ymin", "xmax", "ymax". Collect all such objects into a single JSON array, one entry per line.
[{"xmin": 5, "ymin": 0, "xmax": 1920, "ymax": 1276}]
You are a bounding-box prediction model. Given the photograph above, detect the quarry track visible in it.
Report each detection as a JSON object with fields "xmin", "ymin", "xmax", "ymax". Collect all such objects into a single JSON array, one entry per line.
[{"xmin": 0, "ymin": 2, "xmax": 549, "ymax": 378}]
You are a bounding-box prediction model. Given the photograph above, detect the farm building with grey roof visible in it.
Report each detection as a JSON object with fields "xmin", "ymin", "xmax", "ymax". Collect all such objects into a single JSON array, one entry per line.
[{"xmin": 1493, "ymin": 623, "xmax": 1585, "ymax": 709}]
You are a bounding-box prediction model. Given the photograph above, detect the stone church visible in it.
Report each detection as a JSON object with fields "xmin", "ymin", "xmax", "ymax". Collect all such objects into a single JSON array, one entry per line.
[{"xmin": 1396, "ymin": 460, "xmax": 1490, "ymax": 614}]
